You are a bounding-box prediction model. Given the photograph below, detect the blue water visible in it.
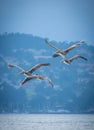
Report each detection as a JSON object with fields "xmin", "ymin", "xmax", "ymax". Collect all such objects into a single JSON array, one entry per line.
[{"xmin": 0, "ymin": 114, "xmax": 94, "ymax": 130}]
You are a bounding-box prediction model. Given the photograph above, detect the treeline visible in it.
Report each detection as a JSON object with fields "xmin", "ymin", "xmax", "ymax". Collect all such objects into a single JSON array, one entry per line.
[
  {"xmin": 0, "ymin": 81, "xmax": 94, "ymax": 114},
  {"xmin": 0, "ymin": 82, "xmax": 27, "ymax": 113}
]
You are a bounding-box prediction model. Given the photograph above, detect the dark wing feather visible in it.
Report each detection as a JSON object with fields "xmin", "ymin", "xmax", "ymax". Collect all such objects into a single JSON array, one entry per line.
[
  {"xmin": 64, "ymin": 41, "xmax": 84, "ymax": 54},
  {"xmin": 53, "ymin": 53, "xmax": 60, "ymax": 57},
  {"xmin": 45, "ymin": 39, "xmax": 61, "ymax": 51},
  {"xmin": 28, "ymin": 63, "xmax": 50, "ymax": 74},
  {"xmin": 21, "ymin": 76, "xmax": 36, "ymax": 85},
  {"xmin": 69, "ymin": 55, "xmax": 88, "ymax": 62},
  {"xmin": 47, "ymin": 78, "xmax": 54, "ymax": 88},
  {"xmin": 42, "ymin": 76, "xmax": 54, "ymax": 88},
  {"xmin": 8, "ymin": 64, "xmax": 24, "ymax": 71}
]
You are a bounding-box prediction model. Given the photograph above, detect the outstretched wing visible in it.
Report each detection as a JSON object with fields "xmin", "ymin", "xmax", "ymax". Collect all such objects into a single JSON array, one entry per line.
[
  {"xmin": 45, "ymin": 39, "xmax": 61, "ymax": 52},
  {"xmin": 64, "ymin": 40, "xmax": 84, "ymax": 54},
  {"xmin": 47, "ymin": 78, "xmax": 54, "ymax": 88},
  {"xmin": 43, "ymin": 76, "xmax": 54, "ymax": 88},
  {"xmin": 8, "ymin": 64, "xmax": 24, "ymax": 71},
  {"xmin": 21, "ymin": 76, "xmax": 36, "ymax": 85},
  {"xmin": 28, "ymin": 63, "xmax": 50, "ymax": 74},
  {"xmin": 69, "ymin": 55, "xmax": 88, "ymax": 62}
]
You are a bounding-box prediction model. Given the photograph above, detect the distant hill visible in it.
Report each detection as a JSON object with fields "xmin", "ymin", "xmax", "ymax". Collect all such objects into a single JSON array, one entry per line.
[{"xmin": 0, "ymin": 33, "xmax": 94, "ymax": 114}]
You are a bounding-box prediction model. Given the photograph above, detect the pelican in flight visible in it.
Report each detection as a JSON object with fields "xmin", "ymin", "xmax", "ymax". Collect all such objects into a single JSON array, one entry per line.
[
  {"xmin": 8, "ymin": 63, "xmax": 53, "ymax": 87},
  {"xmin": 61, "ymin": 55, "xmax": 88, "ymax": 65},
  {"xmin": 45, "ymin": 39, "xmax": 84, "ymax": 58},
  {"xmin": 21, "ymin": 74, "xmax": 54, "ymax": 87},
  {"xmin": 8, "ymin": 63, "xmax": 50, "ymax": 76}
]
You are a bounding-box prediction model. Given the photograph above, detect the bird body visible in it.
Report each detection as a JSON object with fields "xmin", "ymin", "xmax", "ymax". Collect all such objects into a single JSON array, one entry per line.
[
  {"xmin": 45, "ymin": 39, "xmax": 84, "ymax": 59},
  {"xmin": 8, "ymin": 63, "xmax": 50, "ymax": 76},
  {"xmin": 45, "ymin": 39, "xmax": 87, "ymax": 65},
  {"xmin": 61, "ymin": 55, "xmax": 88, "ymax": 65},
  {"xmin": 8, "ymin": 63, "xmax": 53, "ymax": 87},
  {"xmin": 21, "ymin": 74, "xmax": 54, "ymax": 88}
]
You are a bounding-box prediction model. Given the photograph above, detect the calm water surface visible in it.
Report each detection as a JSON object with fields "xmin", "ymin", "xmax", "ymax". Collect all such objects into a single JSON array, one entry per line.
[{"xmin": 0, "ymin": 114, "xmax": 94, "ymax": 130}]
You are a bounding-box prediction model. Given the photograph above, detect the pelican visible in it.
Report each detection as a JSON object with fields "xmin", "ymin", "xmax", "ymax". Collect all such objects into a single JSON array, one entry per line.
[
  {"xmin": 8, "ymin": 63, "xmax": 53, "ymax": 87},
  {"xmin": 8, "ymin": 63, "xmax": 50, "ymax": 76},
  {"xmin": 61, "ymin": 55, "xmax": 88, "ymax": 65},
  {"xmin": 45, "ymin": 39, "xmax": 84, "ymax": 58},
  {"xmin": 21, "ymin": 74, "xmax": 54, "ymax": 88}
]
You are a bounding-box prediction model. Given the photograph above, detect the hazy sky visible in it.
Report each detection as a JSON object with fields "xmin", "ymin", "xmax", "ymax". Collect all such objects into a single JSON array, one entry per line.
[{"xmin": 0, "ymin": 0, "xmax": 94, "ymax": 44}]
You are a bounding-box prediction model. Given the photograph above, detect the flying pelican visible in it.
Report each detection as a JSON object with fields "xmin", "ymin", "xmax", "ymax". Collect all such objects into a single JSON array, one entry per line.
[
  {"xmin": 8, "ymin": 63, "xmax": 53, "ymax": 87},
  {"xmin": 21, "ymin": 74, "xmax": 54, "ymax": 88},
  {"xmin": 45, "ymin": 39, "xmax": 84, "ymax": 58},
  {"xmin": 8, "ymin": 63, "xmax": 50, "ymax": 76},
  {"xmin": 60, "ymin": 55, "xmax": 88, "ymax": 65}
]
